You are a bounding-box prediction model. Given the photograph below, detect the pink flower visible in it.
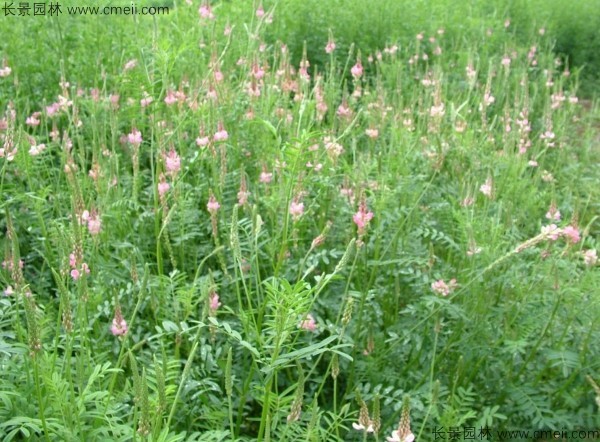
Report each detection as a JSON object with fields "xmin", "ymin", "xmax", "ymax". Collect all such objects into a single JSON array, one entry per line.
[
  {"xmin": 255, "ymin": 5, "xmax": 265, "ymax": 17},
  {"xmin": 353, "ymin": 202, "xmax": 374, "ymax": 234},
  {"xmin": 209, "ymin": 292, "xmax": 221, "ymax": 313},
  {"xmin": 562, "ymin": 225, "xmax": 580, "ymax": 244},
  {"xmin": 431, "ymin": 279, "xmax": 457, "ymax": 296},
  {"xmin": 165, "ymin": 148, "xmax": 181, "ymax": 175},
  {"xmin": 289, "ymin": 200, "xmax": 304, "ymax": 220},
  {"xmin": 123, "ymin": 59, "xmax": 137, "ymax": 71},
  {"xmin": 111, "ymin": 307, "xmax": 128, "ymax": 336},
  {"xmin": 365, "ymin": 128, "xmax": 379, "ymax": 139},
  {"xmin": 541, "ymin": 224, "xmax": 561, "ymax": 241},
  {"xmin": 299, "ymin": 314, "xmax": 317, "ymax": 331},
  {"xmin": 127, "ymin": 129, "xmax": 142, "ymax": 147},
  {"xmin": 351, "ymin": 60, "xmax": 363, "ymax": 79},
  {"xmin": 545, "ymin": 204, "xmax": 561, "ymax": 221},
  {"xmin": 196, "ymin": 135, "xmax": 210, "ymax": 147},
  {"xmin": 583, "ymin": 249, "xmax": 597, "ymax": 266},
  {"xmin": 352, "ymin": 422, "xmax": 375, "ymax": 433},
  {"xmin": 325, "ymin": 36, "xmax": 336, "ymax": 54},
  {"xmin": 479, "ymin": 178, "xmax": 493, "ymax": 198},
  {"xmin": 198, "ymin": 2, "xmax": 214, "ymax": 19},
  {"xmin": 237, "ymin": 189, "xmax": 250, "ymax": 206},
  {"xmin": 71, "ymin": 269, "xmax": 81, "ymax": 281},
  {"xmin": 213, "ymin": 122, "xmax": 229, "ymax": 142},
  {"xmin": 158, "ymin": 174, "xmax": 170, "ymax": 197},
  {"xmin": 87, "ymin": 211, "xmax": 102, "ymax": 235},
  {"xmin": 0, "ymin": 66, "xmax": 11, "ymax": 77},
  {"xmin": 260, "ymin": 171, "xmax": 273, "ymax": 184},
  {"xmin": 207, "ymin": 195, "xmax": 220, "ymax": 214},
  {"xmin": 3, "ymin": 285, "xmax": 14, "ymax": 296}
]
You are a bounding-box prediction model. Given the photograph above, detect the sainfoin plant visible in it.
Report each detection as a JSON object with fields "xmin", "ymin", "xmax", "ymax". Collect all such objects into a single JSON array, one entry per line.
[{"xmin": 0, "ymin": 0, "xmax": 599, "ymax": 440}]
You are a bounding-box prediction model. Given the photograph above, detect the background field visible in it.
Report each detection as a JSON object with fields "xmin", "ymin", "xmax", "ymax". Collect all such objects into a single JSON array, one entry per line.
[{"xmin": 1, "ymin": 0, "xmax": 599, "ymax": 440}]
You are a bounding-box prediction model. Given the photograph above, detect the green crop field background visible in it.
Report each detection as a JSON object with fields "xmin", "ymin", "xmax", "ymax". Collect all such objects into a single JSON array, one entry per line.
[{"xmin": 0, "ymin": 1, "xmax": 599, "ymax": 440}]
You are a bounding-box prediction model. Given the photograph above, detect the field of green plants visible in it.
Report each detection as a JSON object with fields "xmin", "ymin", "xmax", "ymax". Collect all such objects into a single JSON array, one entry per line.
[{"xmin": 1, "ymin": 0, "xmax": 599, "ymax": 440}]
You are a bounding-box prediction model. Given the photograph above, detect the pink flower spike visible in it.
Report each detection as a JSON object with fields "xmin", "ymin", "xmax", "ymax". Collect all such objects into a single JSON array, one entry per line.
[
  {"xmin": 87, "ymin": 211, "xmax": 102, "ymax": 235},
  {"xmin": 260, "ymin": 171, "xmax": 273, "ymax": 183},
  {"xmin": 351, "ymin": 60, "xmax": 363, "ymax": 79},
  {"xmin": 207, "ymin": 195, "xmax": 220, "ymax": 214},
  {"xmin": 111, "ymin": 307, "xmax": 128, "ymax": 336},
  {"xmin": 431, "ymin": 279, "xmax": 457, "ymax": 296},
  {"xmin": 3, "ymin": 285, "xmax": 14, "ymax": 296},
  {"xmin": 299, "ymin": 313, "xmax": 317, "ymax": 331},
  {"xmin": 353, "ymin": 201, "xmax": 374, "ymax": 234},
  {"xmin": 541, "ymin": 224, "xmax": 562, "ymax": 241},
  {"xmin": 213, "ymin": 122, "xmax": 229, "ymax": 142},
  {"xmin": 562, "ymin": 225, "xmax": 580, "ymax": 244},
  {"xmin": 289, "ymin": 200, "xmax": 305, "ymax": 220},
  {"xmin": 71, "ymin": 269, "xmax": 81, "ymax": 281},
  {"xmin": 165, "ymin": 148, "xmax": 181, "ymax": 175},
  {"xmin": 209, "ymin": 292, "xmax": 221, "ymax": 313},
  {"xmin": 127, "ymin": 129, "xmax": 142, "ymax": 147},
  {"xmin": 583, "ymin": 249, "xmax": 597, "ymax": 266}
]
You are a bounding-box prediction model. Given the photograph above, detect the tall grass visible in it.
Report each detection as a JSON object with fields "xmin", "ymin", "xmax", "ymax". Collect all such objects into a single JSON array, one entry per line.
[{"xmin": 0, "ymin": 1, "xmax": 599, "ymax": 440}]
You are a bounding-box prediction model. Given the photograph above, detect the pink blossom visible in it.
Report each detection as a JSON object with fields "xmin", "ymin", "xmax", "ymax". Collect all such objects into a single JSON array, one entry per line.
[
  {"xmin": 198, "ymin": 3, "xmax": 214, "ymax": 19},
  {"xmin": 260, "ymin": 171, "xmax": 273, "ymax": 183},
  {"xmin": 237, "ymin": 189, "xmax": 250, "ymax": 206},
  {"xmin": 431, "ymin": 279, "xmax": 458, "ymax": 296},
  {"xmin": 289, "ymin": 200, "xmax": 304, "ymax": 220},
  {"xmin": 87, "ymin": 212, "xmax": 102, "ymax": 235},
  {"xmin": 165, "ymin": 148, "xmax": 181, "ymax": 175},
  {"xmin": 299, "ymin": 313, "xmax": 317, "ymax": 331},
  {"xmin": 213, "ymin": 123, "xmax": 229, "ymax": 142},
  {"xmin": 583, "ymin": 249, "xmax": 597, "ymax": 266},
  {"xmin": 123, "ymin": 59, "xmax": 137, "ymax": 71},
  {"xmin": 158, "ymin": 174, "xmax": 170, "ymax": 197},
  {"xmin": 479, "ymin": 178, "xmax": 493, "ymax": 198},
  {"xmin": 209, "ymin": 292, "xmax": 221, "ymax": 313},
  {"xmin": 111, "ymin": 308, "xmax": 128, "ymax": 336},
  {"xmin": 353, "ymin": 202, "xmax": 374, "ymax": 234},
  {"xmin": 352, "ymin": 422, "xmax": 375, "ymax": 433},
  {"xmin": 351, "ymin": 60, "xmax": 363, "ymax": 79},
  {"xmin": 562, "ymin": 225, "xmax": 580, "ymax": 244},
  {"xmin": 127, "ymin": 129, "xmax": 142, "ymax": 147},
  {"xmin": 196, "ymin": 135, "xmax": 210, "ymax": 147},
  {"xmin": 545, "ymin": 204, "xmax": 561, "ymax": 221},
  {"xmin": 3, "ymin": 285, "xmax": 14, "ymax": 296},
  {"xmin": 256, "ymin": 5, "xmax": 265, "ymax": 17},
  {"xmin": 365, "ymin": 128, "xmax": 379, "ymax": 139},
  {"xmin": 0, "ymin": 66, "xmax": 11, "ymax": 77},
  {"xmin": 71, "ymin": 269, "xmax": 81, "ymax": 281},
  {"xmin": 541, "ymin": 224, "xmax": 562, "ymax": 241},
  {"xmin": 207, "ymin": 195, "xmax": 220, "ymax": 214},
  {"xmin": 325, "ymin": 36, "xmax": 336, "ymax": 54}
]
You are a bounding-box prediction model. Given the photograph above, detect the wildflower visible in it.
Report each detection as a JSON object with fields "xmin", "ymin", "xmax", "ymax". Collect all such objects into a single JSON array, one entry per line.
[
  {"xmin": 3, "ymin": 285, "xmax": 14, "ymax": 296},
  {"xmin": 562, "ymin": 225, "xmax": 580, "ymax": 244},
  {"xmin": 545, "ymin": 203, "xmax": 561, "ymax": 221},
  {"xmin": 213, "ymin": 123, "xmax": 229, "ymax": 142},
  {"xmin": 388, "ymin": 396, "xmax": 414, "ymax": 442},
  {"xmin": 71, "ymin": 269, "xmax": 81, "ymax": 280},
  {"xmin": 255, "ymin": 4, "xmax": 265, "ymax": 17},
  {"xmin": 289, "ymin": 200, "xmax": 305, "ymax": 220},
  {"xmin": 198, "ymin": 2, "xmax": 214, "ymax": 19},
  {"xmin": 431, "ymin": 279, "xmax": 457, "ymax": 296},
  {"xmin": 207, "ymin": 195, "xmax": 220, "ymax": 214},
  {"xmin": 479, "ymin": 178, "xmax": 493, "ymax": 198},
  {"xmin": 111, "ymin": 306, "xmax": 128, "ymax": 336},
  {"xmin": 351, "ymin": 59, "xmax": 363, "ymax": 79},
  {"xmin": 325, "ymin": 33, "xmax": 336, "ymax": 54},
  {"xmin": 353, "ymin": 201, "xmax": 374, "ymax": 234},
  {"xmin": 353, "ymin": 399, "xmax": 374, "ymax": 433},
  {"xmin": 157, "ymin": 174, "xmax": 170, "ymax": 198},
  {"xmin": 87, "ymin": 211, "xmax": 102, "ymax": 235},
  {"xmin": 299, "ymin": 313, "xmax": 317, "ymax": 331},
  {"xmin": 127, "ymin": 129, "xmax": 142, "ymax": 147},
  {"xmin": 583, "ymin": 249, "xmax": 597, "ymax": 266},
  {"xmin": 209, "ymin": 292, "xmax": 221, "ymax": 314},
  {"xmin": 365, "ymin": 128, "xmax": 379, "ymax": 139},
  {"xmin": 260, "ymin": 170, "xmax": 273, "ymax": 183},
  {"xmin": 541, "ymin": 224, "xmax": 561, "ymax": 241},
  {"xmin": 165, "ymin": 148, "xmax": 181, "ymax": 176},
  {"xmin": 123, "ymin": 59, "xmax": 137, "ymax": 71},
  {"xmin": 0, "ymin": 65, "xmax": 11, "ymax": 77}
]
